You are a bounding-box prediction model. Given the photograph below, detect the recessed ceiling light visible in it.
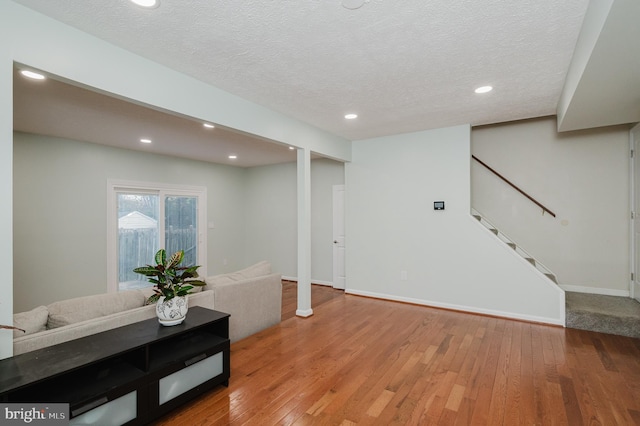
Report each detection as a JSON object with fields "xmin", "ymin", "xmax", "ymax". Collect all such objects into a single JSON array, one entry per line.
[
  {"xmin": 228, "ymin": 155, "xmax": 237, "ymax": 160},
  {"xmin": 130, "ymin": 0, "xmax": 159, "ymax": 8},
  {"xmin": 203, "ymin": 123, "xmax": 215, "ymax": 129},
  {"xmin": 474, "ymin": 86, "xmax": 493, "ymax": 94},
  {"xmin": 20, "ymin": 70, "xmax": 45, "ymax": 80},
  {"xmin": 140, "ymin": 138, "xmax": 152, "ymax": 144},
  {"xmin": 345, "ymin": 113, "xmax": 358, "ymax": 120}
]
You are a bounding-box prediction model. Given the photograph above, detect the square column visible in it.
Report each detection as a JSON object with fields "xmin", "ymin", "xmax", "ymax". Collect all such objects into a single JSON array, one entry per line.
[{"xmin": 296, "ymin": 148, "xmax": 313, "ymax": 317}]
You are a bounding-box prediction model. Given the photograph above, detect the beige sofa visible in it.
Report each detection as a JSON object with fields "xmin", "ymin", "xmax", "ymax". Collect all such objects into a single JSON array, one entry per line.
[{"xmin": 12, "ymin": 261, "xmax": 282, "ymax": 355}]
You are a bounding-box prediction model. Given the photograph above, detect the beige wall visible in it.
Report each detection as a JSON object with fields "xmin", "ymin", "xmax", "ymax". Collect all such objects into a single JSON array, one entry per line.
[
  {"xmin": 13, "ymin": 132, "xmax": 345, "ymax": 313},
  {"xmin": 243, "ymin": 158, "xmax": 345, "ymax": 282},
  {"xmin": 13, "ymin": 132, "xmax": 248, "ymax": 312},
  {"xmin": 472, "ymin": 117, "xmax": 631, "ymax": 295}
]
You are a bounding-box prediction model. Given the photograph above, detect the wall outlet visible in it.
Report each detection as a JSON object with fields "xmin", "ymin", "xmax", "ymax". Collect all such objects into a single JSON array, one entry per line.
[{"xmin": 400, "ymin": 270, "xmax": 408, "ymax": 281}]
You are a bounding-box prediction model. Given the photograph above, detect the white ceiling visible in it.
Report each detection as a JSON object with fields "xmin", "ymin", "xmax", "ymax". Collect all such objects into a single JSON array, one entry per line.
[
  {"xmin": 13, "ymin": 0, "xmax": 636, "ymax": 167},
  {"xmin": 13, "ymin": 68, "xmax": 298, "ymax": 167}
]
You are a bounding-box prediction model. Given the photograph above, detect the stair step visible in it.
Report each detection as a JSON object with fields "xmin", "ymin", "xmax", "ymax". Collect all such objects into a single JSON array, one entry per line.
[
  {"xmin": 566, "ymin": 292, "xmax": 640, "ymax": 338},
  {"xmin": 472, "ymin": 210, "xmax": 558, "ymax": 285}
]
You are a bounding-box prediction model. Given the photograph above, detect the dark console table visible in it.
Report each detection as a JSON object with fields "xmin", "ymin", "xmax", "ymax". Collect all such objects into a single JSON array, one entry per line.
[{"xmin": 0, "ymin": 306, "xmax": 230, "ymax": 425}]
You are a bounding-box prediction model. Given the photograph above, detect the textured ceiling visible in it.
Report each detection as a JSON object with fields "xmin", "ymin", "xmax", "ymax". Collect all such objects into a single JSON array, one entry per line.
[{"xmin": 12, "ymin": 0, "xmax": 589, "ymax": 143}]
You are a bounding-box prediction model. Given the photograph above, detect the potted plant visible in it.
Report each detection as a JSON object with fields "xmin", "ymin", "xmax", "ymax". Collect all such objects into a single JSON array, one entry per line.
[{"xmin": 134, "ymin": 249, "xmax": 206, "ymax": 326}]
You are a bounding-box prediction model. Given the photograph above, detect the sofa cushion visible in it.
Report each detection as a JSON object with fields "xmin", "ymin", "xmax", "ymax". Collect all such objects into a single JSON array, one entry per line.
[
  {"xmin": 47, "ymin": 290, "xmax": 146, "ymax": 329},
  {"xmin": 13, "ymin": 290, "xmax": 216, "ymax": 356},
  {"xmin": 138, "ymin": 286, "xmax": 158, "ymax": 301},
  {"xmin": 13, "ymin": 305, "xmax": 49, "ymax": 338},
  {"xmin": 205, "ymin": 261, "xmax": 272, "ymax": 287}
]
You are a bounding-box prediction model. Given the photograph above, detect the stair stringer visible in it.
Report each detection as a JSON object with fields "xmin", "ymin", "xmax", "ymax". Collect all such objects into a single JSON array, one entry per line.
[
  {"xmin": 469, "ymin": 209, "xmax": 565, "ymax": 326},
  {"xmin": 471, "ymin": 209, "xmax": 559, "ymax": 284}
]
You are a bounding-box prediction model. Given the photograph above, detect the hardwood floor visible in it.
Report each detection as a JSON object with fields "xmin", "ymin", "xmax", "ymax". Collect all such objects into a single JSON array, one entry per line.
[{"xmin": 153, "ymin": 282, "xmax": 640, "ymax": 425}]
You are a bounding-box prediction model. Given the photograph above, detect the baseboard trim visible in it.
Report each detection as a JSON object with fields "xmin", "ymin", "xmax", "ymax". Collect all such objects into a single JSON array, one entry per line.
[
  {"xmin": 296, "ymin": 308, "xmax": 314, "ymax": 317},
  {"xmin": 560, "ymin": 285, "xmax": 630, "ymax": 297},
  {"xmin": 282, "ymin": 276, "xmax": 334, "ymax": 287},
  {"xmin": 345, "ymin": 289, "xmax": 565, "ymax": 326},
  {"xmin": 311, "ymin": 280, "xmax": 333, "ymax": 287}
]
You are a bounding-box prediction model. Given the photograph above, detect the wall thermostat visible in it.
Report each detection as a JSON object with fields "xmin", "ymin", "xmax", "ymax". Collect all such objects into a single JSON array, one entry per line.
[{"xmin": 434, "ymin": 201, "xmax": 445, "ymax": 210}]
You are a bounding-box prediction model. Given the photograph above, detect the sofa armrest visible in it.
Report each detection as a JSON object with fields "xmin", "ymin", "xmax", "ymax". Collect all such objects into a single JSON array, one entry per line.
[{"xmin": 211, "ymin": 273, "xmax": 282, "ymax": 342}]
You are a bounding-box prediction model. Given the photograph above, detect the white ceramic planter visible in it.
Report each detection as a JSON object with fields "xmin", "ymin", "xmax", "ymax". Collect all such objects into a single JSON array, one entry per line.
[{"xmin": 156, "ymin": 295, "xmax": 188, "ymax": 326}]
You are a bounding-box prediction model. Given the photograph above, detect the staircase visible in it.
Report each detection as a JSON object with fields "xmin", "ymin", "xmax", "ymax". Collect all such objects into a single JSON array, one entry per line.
[
  {"xmin": 471, "ymin": 209, "xmax": 558, "ymax": 284},
  {"xmin": 472, "ymin": 209, "xmax": 640, "ymax": 338}
]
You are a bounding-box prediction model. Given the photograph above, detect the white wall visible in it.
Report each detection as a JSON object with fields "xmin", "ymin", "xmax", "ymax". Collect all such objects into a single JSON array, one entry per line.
[
  {"xmin": 346, "ymin": 125, "xmax": 564, "ymax": 324},
  {"xmin": 472, "ymin": 117, "xmax": 630, "ymax": 295},
  {"xmin": 244, "ymin": 162, "xmax": 297, "ymax": 276},
  {"xmin": 557, "ymin": 0, "xmax": 613, "ymax": 131},
  {"xmin": 0, "ymin": 33, "xmax": 12, "ymax": 360},
  {"xmin": 13, "ymin": 132, "xmax": 247, "ymax": 312},
  {"xmin": 244, "ymin": 158, "xmax": 344, "ymax": 282}
]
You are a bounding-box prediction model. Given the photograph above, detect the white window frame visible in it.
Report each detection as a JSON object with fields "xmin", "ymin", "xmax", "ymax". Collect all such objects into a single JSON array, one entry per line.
[{"xmin": 107, "ymin": 179, "xmax": 207, "ymax": 293}]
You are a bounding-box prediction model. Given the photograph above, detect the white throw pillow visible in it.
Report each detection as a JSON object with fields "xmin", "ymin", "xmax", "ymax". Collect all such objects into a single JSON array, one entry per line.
[{"xmin": 13, "ymin": 305, "xmax": 49, "ymax": 338}]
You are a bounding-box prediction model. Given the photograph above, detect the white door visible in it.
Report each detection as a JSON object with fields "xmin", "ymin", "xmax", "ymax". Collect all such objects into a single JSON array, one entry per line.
[
  {"xmin": 332, "ymin": 185, "xmax": 346, "ymax": 290},
  {"xmin": 633, "ymin": 124, "xmax": 640, "ymax": 302}
]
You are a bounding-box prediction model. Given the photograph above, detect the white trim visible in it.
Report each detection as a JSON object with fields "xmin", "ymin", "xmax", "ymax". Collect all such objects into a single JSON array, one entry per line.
[
  {"xmin": 296, "ymin": 148, "xmax": 313, "ymax": 315},
  {"xmin": 311, "ymin": 279, "xmax": 334, "ymax": 287},
  {"xmin": 560, "ymin": 284, "xmax": 630, "ymax": 297},
  {"xmin": 631, "ymin": 123, "xmax": 640, "ymax": 301},
  {"xmin": 471, "ymin": 212, "xmax": 563, "ymax": 291},
  {"xmin": 107, "ymin": 179, "xmax": 207, "ymax": 293},
  {"xmin": 282, "ymin": 276, "xmax": 333, "ymax": 286},
  {"xmin": 296, "ymin": 309, "xmax": 314, "ymax": 317},
  {"xmin": 345, "ymin": 288, "xmax": 565, "ymax": 326},
  {"xmin": 108, "ymin": 179, "xmax": 207, "ymax": 194}
]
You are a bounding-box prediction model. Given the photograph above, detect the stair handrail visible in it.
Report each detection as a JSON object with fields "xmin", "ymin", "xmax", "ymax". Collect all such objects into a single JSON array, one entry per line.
[{"xmin": 472, "ymin": 155, "xmax": 556, "ymax": 218}]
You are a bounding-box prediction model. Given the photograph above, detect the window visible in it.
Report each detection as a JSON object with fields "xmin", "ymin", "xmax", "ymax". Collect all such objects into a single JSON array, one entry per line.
[{"xmin": 107, "ymin": 180, "xmax": 207, "ymax": 292}]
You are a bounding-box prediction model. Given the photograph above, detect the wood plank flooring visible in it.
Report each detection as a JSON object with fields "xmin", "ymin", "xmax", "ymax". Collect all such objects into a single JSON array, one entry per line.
[{"xmin": 153, "ymin": 282, "xmax": 640, "ymax": 425}]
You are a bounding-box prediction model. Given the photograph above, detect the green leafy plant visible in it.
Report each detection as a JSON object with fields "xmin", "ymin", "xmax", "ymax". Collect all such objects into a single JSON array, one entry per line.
[{"xmin": 134, "ymin": 249, "xmax": 206, "ymax": 304}]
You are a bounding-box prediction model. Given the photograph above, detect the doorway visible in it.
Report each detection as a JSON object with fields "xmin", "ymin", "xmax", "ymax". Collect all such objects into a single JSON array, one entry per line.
[{"xmin": 332, "ymin": 184, "xmax": 346, "ymax": 290}]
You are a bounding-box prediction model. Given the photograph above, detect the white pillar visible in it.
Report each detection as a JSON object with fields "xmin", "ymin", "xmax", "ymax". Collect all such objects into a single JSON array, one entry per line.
[{"xmin": 296, "ymin": 148, "xmax": 313, "ymax": 317}]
